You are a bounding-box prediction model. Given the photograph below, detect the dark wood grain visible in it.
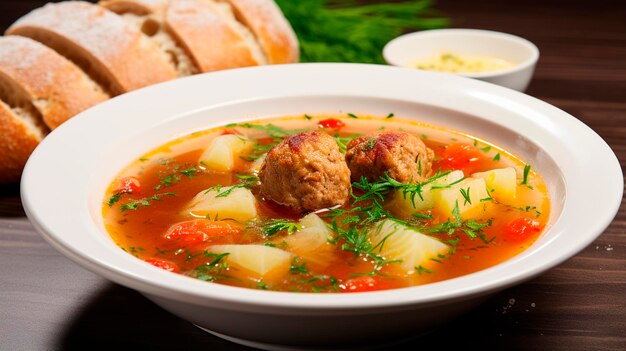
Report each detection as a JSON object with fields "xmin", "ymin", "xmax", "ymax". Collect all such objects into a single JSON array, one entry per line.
[{"xmin": 0, "ymin": 1, "xmax": 624, "ymax": 350}]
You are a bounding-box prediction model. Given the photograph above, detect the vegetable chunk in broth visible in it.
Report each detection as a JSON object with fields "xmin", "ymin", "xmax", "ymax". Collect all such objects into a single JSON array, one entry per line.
[{"xmin": 103, "ymin": 114, "xmax": 550, "ymax": 293}]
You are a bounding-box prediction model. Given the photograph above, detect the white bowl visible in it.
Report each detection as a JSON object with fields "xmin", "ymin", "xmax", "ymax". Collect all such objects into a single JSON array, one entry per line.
[
  {"xmin": 21, "ymin": 64, "xmax": 622, "ymax": 350},
  {"xmin": 383, "ymin": 29, "xmax": 540, "ymax": 91}
]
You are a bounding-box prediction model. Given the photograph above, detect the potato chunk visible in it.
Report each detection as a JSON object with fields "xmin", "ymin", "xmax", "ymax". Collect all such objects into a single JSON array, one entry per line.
[
  {"xmin": 186, "ymin": 187, "xmax": 257, "ymax": 221},
  {"xmin": 282, "ymin": 214, "xmax": 334, "ymax": 268},
  {"xmin": 433, "ymin": 177, "xmax": 489, "ymax": 218},
  {"xmin": 199, "ymin": 135, "xmax": 255, "ymax": 171},
  {"xmin": 472, "ymin": 167, "xmax": 516, "ymax": 201},
  {"xmin": 389, "ymin": 170, "xmax": 464, "ymax": 214},
  {"xmin": 368, "ymin": 219, "xmax": 448, "ymax": 273},
  {"xmin": 210, "ymin": 244, "xmax": 292, "ymax": 279}
]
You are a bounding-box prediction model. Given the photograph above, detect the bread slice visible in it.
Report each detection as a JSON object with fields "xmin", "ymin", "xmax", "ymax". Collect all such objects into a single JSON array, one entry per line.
[
  {"xmin": 0, "ymin": 99, "xmax": 45, "ymax": 184},
  {"xmin": 6, "ymin": 1, "xmax": 177, "ymax": 95},
  {"xmin": 102, "ymin": 0, "xmax": 266, "ymax": 73},
  {"xmin": 225, "ymin": 0, "xmax": 299, "ymax": 64},
  {"xmin": 0, "ymin": 36, "xmax": 109, "ymax": 130},
  {"xmin": 164, "ymin": 0, "xmax": 265, "ymax": 72},
  {"xmin": 100, "ymin": 0, "xmax": 199, "ymax": 76}
]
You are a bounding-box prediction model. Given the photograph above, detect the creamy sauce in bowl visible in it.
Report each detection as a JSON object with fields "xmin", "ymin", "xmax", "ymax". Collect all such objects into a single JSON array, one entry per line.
[{"xmin": 414, "ymin": 52, "xmax": 514, "ymax": 73}]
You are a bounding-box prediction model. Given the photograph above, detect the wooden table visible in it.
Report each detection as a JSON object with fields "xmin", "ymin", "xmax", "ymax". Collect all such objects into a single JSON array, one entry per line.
[{"xmin": 1, "ymin": 1, "xmax": 624, "ymax": 350}]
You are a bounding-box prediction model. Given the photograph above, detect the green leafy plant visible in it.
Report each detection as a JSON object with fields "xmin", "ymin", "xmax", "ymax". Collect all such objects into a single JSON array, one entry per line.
[{"xmin": 276, "ymin": 0, "xmax": 449, "ymax": 63}]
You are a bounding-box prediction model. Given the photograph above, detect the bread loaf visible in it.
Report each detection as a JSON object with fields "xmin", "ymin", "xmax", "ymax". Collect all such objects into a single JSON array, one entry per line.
[
  {"xmin": 0, "ymin": 36, "xmax": 109, "ymax": 130},
  {"xmin": 7, "ymin": 1, "xmax": 178, "ymax": 95}
]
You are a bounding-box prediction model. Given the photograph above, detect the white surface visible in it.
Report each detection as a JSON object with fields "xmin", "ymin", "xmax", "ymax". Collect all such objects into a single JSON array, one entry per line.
[
  {"xmin": 21, "ymin": 63, "xmax": 622, "ymax": 348},
  {"xmin": 383, "ymin": 29, "xmax": 540, "ymax": 91}
]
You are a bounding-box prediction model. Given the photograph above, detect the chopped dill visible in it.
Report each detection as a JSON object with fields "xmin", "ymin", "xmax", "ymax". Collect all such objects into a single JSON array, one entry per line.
[
  {"xmin": 520, "ymin": 164, "xmax": 533, "ymax": 189},
  {"xmin": 205, "ymin": 174, "xmax": 259, "ymax": 198},
  {"xmin": 415, "ymin": 265, "xmax": 434, "ymax": 275},
  {"xmin": 108, "ymin": 193, "xmax": 122, "ymax": 207},
  {"xmin": 459, "ymin": 187, "xmax": 472, "ymax": 205},
  {"xmin": 180, "ymin": 166, "xmax": 198, "ymax": 178},
  {"xmin": 263, "ymin": 219, "xmax": 301, "ymax": 237},
  {"xmin": 120, "ymin": 192, "xmax": 176, "ymax": 212}
]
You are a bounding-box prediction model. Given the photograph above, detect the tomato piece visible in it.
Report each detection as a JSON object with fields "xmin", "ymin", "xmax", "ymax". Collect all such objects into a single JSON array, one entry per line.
[
  {"xmin": 115, "ymin": 176, "xmax": 141, "ymax": 194},
  {"xmin": 439, "ymin": 142, "xmax": 486, "ymax": 174},
  {"xmin": 145, "ymin": 258, "xmax": 179, "ymax": 272},
  {"xmin": 221, "ymin": 129, "xmax": 241, "ymax": 135},
  {"xmin": 163, "ymin": 219, "xmax": 243, "ymax": 247},
  {"xmin": 339, "ymin": 276, "xmax": 387, "ymax": 293},
  {"xmin": 318, "ymin": 118, "xmax": 346, "ymax": 130},
  {"xmin": 504, "ymin": 217, "xmax": 542, "ymax": 242}
]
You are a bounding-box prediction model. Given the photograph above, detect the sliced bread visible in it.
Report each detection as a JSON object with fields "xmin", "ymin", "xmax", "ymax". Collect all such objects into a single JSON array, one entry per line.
[
  {"xmin": 225, "ymin": 0, "xmax": 299, "ymax": 64},
  {"xmin": 0, "ymin": 36, "xmax": 109, "ymax": 130},
  {"xmin": 102, "ymin": 0, "xmax": 266, "ymax": 73},
  {"xmin": 0, "ymin": 99, "xmax": 45, "ymax": 184},
  {"xmin": 100, "ymin": 0, "xmax": 199, "ymax": 76},
  {"xmin": 164, "ymin": 0, "xmax": 265, "ymax": 72},
  {"xmin": 6, "ymin": 1, "xmax": 177, "ymax": 95}
]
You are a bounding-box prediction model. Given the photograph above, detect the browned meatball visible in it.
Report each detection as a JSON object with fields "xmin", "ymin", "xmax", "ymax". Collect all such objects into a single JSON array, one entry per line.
[
  {"xmin": 259, "ymin": 131, "xmax": 351, "ymax": 213},
  {"xmin": 345, "ymin": 131, "xmax": 434, "ymax": 183}
]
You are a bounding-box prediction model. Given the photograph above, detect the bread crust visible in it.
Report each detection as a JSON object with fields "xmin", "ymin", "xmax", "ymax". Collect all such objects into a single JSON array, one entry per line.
[
  {"xmin": 225, "ymin": 0, "xmax": 299, "ymax": 64},
  {"xmin": 165, "ymin": 0, "xmax": 262, "ymax": 72},
  {"xmin": 0, "ymin": 36, "xmax": 109, "ymax": 130},
  {"xmin": 100, "ymin": 0, "xmax": 168, "ymax": 15},
  {"xmin": 0, "ymin": 100, "xmax": 41, "ymax": 184},
  {"xmin": 7, "ymin": 1, "xmax": 177, "ymax": 95}
]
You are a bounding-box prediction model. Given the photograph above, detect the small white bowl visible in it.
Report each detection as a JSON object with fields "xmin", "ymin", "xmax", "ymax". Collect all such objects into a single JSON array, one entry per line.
[
  {"xmin": 21, "ymin": 64, "xmax": 622, "ymax": 350},
  {"xmin": 383, "ymin": 29, "xmax": 540, "ymax": 91}
]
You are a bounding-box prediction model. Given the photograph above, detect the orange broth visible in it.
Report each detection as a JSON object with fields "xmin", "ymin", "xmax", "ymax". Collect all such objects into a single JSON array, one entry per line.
[{"xmin": 103, "ymin": 115, "xmax": 550, "ymax": 293}]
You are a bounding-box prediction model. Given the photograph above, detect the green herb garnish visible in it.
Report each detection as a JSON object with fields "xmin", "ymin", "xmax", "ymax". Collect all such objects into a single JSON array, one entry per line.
[
  {"xmin": 205, "ymin": 174, "xmax": 259, "ymax": 198},
  {"xmin": 263, "ymin": 219, "xmax": 301, "ymax": 237},
  {"xmin": 108, "ymin": 193, "xmax": 122, "ymax": 207},
  {"xmin": 459, "ymin": 187, "xmax": 472, "ymax": 205},
  {"xmin": 120, "ymin": 192, "xmax": 176, "ymax": 212},
  {"xmin": 180, "ymin": 166, "xmax": 198, "ymax": 178},
  {"xmin": 415, "ymin": 265, "xmax": 434, "ymax": 275},
  {"xmin": 520, "ymin": 164, "xmax": 533, "ymax": 189}
]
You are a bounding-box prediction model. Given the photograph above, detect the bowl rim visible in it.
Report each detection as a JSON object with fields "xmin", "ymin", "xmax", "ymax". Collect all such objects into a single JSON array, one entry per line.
[
  {"xmin": 383, "ymin": 28, "xmax": 540, "ymax": 79},
  {"xmin": 21, "ymin": 63, "xmax": 622, "ymax": 313}
]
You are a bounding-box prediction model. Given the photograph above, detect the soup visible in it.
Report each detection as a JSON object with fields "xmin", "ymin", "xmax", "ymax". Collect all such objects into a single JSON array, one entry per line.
[{"xmin": 103, "ymin": 115, "xmax": 549, "ymax": 293}]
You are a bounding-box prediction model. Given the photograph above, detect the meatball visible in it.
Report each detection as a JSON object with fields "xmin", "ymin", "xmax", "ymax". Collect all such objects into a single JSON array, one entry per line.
[
  {"xmin": 345, "ymin": 131, "xmax": 434, "ymax": 183},
  {"xmin": 259, "ymin": 131, "xmax": 351, "ymax": 213}
]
